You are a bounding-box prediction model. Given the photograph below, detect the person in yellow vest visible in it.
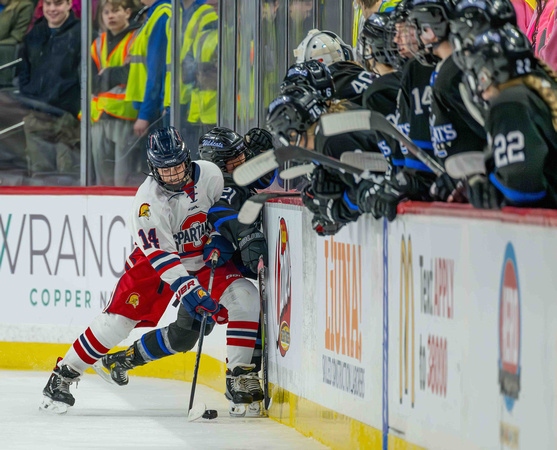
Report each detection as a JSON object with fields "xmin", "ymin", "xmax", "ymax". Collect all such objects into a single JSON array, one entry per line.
[
  {"xmin": 91, "ymin": 0, "xmax": 142, "ymax": 186},
  {"xmin": 184, "ymin": 26, "xmax": 217, "ymax": 153},
  {"xmin": 125, "ymin": 0, "xmax": 170, "ymax": 137}
]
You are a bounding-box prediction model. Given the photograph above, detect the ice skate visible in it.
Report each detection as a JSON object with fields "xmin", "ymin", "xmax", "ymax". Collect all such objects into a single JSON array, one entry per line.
[
  {"xmin": 244, "ymin": 372, "xmax": 264, "ymax": 417},
  {"xmin": 225, "ymin": 366, "xmax": 254, "ymax": 417},
  {"xmin": 40, "ymin": 357, "xmax": 80, "ymax": 414},
  {"xmin": 101, "ymin": 345, "xmax": 139, "ymax": 386}
]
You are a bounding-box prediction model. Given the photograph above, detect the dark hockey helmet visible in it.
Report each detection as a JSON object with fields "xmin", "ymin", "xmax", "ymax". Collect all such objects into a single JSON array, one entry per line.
[
  {"xmin": 199, "ymin": 127, "xmax": 252, "ymax": 172},
  {"xmin": 393, "ymin": 0, "xmax": 413, "ymax": 23},
  {"xmin": 408, "ymin": 0, "xmax": 458, "ymax": 39},
  {"xmin": 462, "ymin": 24, "xmax": 535, "ymax": 96},
  {"xmin": 449, "ymin": 0, "xmax": 517, "ymax": 70},
  {"xmin": 147, "ymin": 126, "xmax": 192, "ymax": 192},
  {"xmin": 281, "ymin": 60, "xmax": 335, "ymax": 101},
  {"xmin": 266, "ymin": 84, "xmax": 328, "ymax": 145},
  {"xmin": 361, "ymin": 12, "xmax": 407, "ymax": 70}
]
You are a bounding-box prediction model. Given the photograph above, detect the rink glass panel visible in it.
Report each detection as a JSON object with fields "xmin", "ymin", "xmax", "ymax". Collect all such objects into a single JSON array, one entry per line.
[{"xmin": 0, "ymin": 0, "xmax": 355, "ymax": 187}]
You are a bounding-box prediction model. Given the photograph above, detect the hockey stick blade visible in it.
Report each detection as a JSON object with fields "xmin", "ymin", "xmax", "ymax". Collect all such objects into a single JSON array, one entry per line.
[
  {"xmin": 238, "ymin": 192, "xmax": 300, "ymax": 225},
  {"xmin": 187, "ymin": 402, "xmax": 207, "ymax": 422},
  {"xmin": 340, "ymin": 151, "xmax": 388, "ymax": 173},
  {"xmin": 233, "ymin": 151, "xmax": 279, "ymax": 186},
  {"xmin": 91, "ymin": 361, "xmax": 119, "ymax": 385},
  {"xmin": 280, "ymin": 163, "xmax": 315, "ymax": 180},
  {"xmin": 367, "ymin": 110, "xmax": 446, "ymax": 176}
]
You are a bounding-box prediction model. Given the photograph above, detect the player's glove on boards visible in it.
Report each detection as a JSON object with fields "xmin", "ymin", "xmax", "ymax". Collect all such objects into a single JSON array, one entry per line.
[
  {"xmin": 171, "ymin": 276, "xmax": 219, "ymax": 322},
  {"xmin": 203, "ymin": 232, "xmax": 235, "ymax": 267},
  {"xmin": 244, "ymin": 128, "xmax": 274, "ymax": 154},
  {"xmin": 467, "ymin": 174, "xmax": 503, "ymax": 210},
  {"xmin": 238, "ymin": 229, "xmax": 268, "ymax": 273}
]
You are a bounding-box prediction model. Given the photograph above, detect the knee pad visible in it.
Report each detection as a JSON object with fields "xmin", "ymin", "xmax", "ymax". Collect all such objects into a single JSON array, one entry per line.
[
  {"xmin": 89, "ymin": 313, "xmax": 139, "ymax": 349},
  {"xmin": 220, "ymin": 278, "xmax": 260, "ymax": 322}
]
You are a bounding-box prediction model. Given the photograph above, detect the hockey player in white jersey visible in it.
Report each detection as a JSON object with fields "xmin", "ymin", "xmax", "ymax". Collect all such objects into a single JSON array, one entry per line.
[{"xmin": 40, "ymin": 127, "xmax": 259, "ymax": 414}]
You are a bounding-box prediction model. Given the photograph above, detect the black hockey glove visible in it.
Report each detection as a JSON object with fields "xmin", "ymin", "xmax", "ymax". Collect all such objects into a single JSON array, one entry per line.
[
  {"xmin": 311, "ymin": 216, "xmax": 345, "ymax": 236},
  {"xmin": 429, "ymin": 173, "xmax": 468, "ymax": 203},
  {"xmin": 237, "ymin": 229, "xmax": 268, "ymax": 273},
  {"xmin": 467, "ymin": 174, "xmax": 503, "ymax": 210},
  {"xmin": 244, "ymin": 128, "xmax": 274, "ymax": 155}
]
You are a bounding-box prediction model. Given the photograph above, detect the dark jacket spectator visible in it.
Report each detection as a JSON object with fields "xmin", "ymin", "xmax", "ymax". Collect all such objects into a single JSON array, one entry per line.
[
  {"xmin": 18, "ymin": 10, "xmax": 81, "ymax": 116},
  {"xmin": 0, "ymin": 0, "xmax": 34, "ymax": 45}
]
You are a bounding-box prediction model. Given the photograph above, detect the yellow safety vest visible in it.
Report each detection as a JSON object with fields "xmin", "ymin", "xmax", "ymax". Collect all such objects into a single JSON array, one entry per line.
[
  {"xmin": 126, "ymin": 3, "xmax": 172, "ymax": 103},
  {"xmin": 90, "ymin": 31, "xmax": 138, "ymax": 121},
  {"xmin": 163, "ymin": 4, "xmax": 218, "ymax": 108},
  {"xmin": 187, "ymin": 28, "xmax": 217, "ymax": 124}
]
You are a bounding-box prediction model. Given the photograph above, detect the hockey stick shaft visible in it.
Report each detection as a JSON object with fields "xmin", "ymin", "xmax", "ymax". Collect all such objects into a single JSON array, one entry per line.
[
  {"xmin": 258, "ymin": 256, "xmax": 271, "ymax": 411},
  {"xmin": 188, "ymin": 251, "xmax": 219, "ymax": 413}
]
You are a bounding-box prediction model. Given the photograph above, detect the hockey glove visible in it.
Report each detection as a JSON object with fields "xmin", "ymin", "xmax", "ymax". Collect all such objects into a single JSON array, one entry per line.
[
  {"xmin": 244, "ymin": 128, "xmax": 274, "ymax": 154},
  {"xmin": 203, "ymin": 232, "xmax": 235, "ymax": 267},
  {"xmin": 312, "ymin": 216, "xmax": 345, "ymax": 236},
  {"xmin": 467, "ymin": 174, "xmax": 502, "ymax": 210},
  {"xmin": 172, "ymin": 276, "xmax": 220, "ymax": 322},
  {"xmin": 238, "ymin": 229, "xmax": 268, "ymax": 273},
  {"xmin": 429, "ymin": 173, "xmax": 468, "ymax": 203}
]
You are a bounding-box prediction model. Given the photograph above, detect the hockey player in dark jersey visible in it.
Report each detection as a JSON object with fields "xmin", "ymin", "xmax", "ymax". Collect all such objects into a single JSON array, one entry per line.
[
  {"xmin": 407, "ymin": 0, "xmax": 487, "ymax": 200},
  {"xmin": 100, "ymin": 127, "xmax": 274, "ymax": 417},
  {"xmin": 459, "ymin": 25, "xmax": 557, "ymax": 209}
]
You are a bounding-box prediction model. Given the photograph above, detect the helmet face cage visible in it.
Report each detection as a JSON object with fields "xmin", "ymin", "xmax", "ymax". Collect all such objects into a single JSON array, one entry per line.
[
  {"xmin": 406, "ymin": 16, "xmax": 442, "ymax": 66},
  {"xmin": 361, "ymin": 13, "xmax": 403, "ymax": 69},
  {"xmin": 461, "ymin": 25, "xmax": 535, "ymax": 97},
  {"xmin": 281, "ymin": 60, "xmax": 335, "ymax": 101},
  {"xmin": 266, "ymin": 85, "xmax": 327, "ymax": 145},
  {"xmin": 449, "ymin": 0, "xmax": 517, "ymax": 71},
  {"xmin": 198, "ymin": 127, "xmax": 252, "ymax": 173},
  {"xmin": 147, "ymin": 126, "xmax": 192, "ymax": 192}
]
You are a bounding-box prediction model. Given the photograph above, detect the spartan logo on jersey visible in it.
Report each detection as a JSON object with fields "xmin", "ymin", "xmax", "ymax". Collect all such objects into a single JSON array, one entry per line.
[
  {"xmin": 126, "ymin": 293, "xmax": 140, "ymax": 308},
  {"xmin": 139, "ymin": 203, "xmax": 151, "ymax": 219},
  {"xmin": 174, "ymin": 212, "xmax": 210, "ymax": 252}
]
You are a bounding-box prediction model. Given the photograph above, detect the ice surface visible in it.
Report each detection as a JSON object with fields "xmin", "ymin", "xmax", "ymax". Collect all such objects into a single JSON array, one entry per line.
[{"xmin": 0, "ymin": 371, "xmax": 327, "ymax": 450}]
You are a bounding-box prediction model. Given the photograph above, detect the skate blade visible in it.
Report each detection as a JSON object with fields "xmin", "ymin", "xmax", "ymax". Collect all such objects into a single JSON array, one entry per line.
[
  {"xmin": 91, "ymin": 361, "xmax": 121, "ymax": 386},
  {"xmin": 246, "ymin": 402, "xmax": 265, "ymax": 417},
  {"xmin": 229, "ymin": 401, "xmax": 247, "ymax": 418},
  {"xmin": 187, "ymin": 402, "xmax": 207, "ymax": 422},
  {"xmin": 39, "ymin": 397, "xmax": 69, "ymax": 415}
]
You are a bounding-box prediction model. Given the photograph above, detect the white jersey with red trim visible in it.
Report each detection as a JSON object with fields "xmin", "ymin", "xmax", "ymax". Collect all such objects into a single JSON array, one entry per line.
[{"xmin": 127, "ymin": 160, "xmax": 224, "ymax": 286}]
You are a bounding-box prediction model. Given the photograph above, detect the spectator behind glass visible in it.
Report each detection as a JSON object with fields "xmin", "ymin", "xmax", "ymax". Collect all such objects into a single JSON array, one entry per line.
[
  {"xmin": 90, "ymin": 0, "xmax": 143, "ymax": 186},
  {"xmin": 16, "ymin": 0, "xmax": 82, "ymax": 183},
  {"xmin": 125, "ymin": 0, "xmax": 171, "ymax": 137},
  {"xmin": 0, "ymin": 0, "xmax": 33, "ymax": 87},
  {"xmin": 28, "ymin": 0, "xmax": 84, "ymax": 29},
  {"xmin": 527, "ymin": 0, "xmax": 557, "ymax": 71},
  {"xmin": 0, "ymin": 0, "xmax": 33, "ymax": 44}
]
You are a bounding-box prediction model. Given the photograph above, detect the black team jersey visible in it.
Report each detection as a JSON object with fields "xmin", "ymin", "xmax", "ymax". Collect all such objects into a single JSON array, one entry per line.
[
  {"xmin": 363, "ymin": 71, "xmax": 403, "ymax": 168},
  {"xmin": 429, "ymin": 55, "xmax": 487, "ymax": 165},
  {"xmin": 486, "ymin": 80, "xmax": 557, "ymax": 208},
  {"xmin": 400, "ymin": 59, "xmax": 435, "ymax": 172}
]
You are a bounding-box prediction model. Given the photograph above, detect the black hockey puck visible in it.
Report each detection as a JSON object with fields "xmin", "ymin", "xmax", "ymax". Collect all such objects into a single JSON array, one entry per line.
[{"xmin": 202, "ymin": 409, "xmax": 218, "ymax": 419}]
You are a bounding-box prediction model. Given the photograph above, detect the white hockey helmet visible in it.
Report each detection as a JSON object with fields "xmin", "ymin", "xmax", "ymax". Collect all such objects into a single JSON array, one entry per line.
[{"xmin": 293, "ymin": 29, "xmax": 354, "ymax": 66}]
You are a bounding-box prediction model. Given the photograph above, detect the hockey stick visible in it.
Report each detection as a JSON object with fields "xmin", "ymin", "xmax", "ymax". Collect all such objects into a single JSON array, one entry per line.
[
  {"xmin": 318, "ymin": 109, "xmax": 446, "ymax": 177},
  {"xmin": 232, "ymin": 146, "xmax": 370, "ymax": 186},
  {"xmin": 188, "ymin": 251, "xmax": 219, "ymax": 422},
  {"xmin": 238, "ymin": 192, "xmax": 301, "ymax": 225},
  {"xmin": 258, "ymin": 256, "xmax": 272, "ymax": 412},
  {"xmin": 280, "ymin": 152, "xmax": 389, "ymax": 180}
]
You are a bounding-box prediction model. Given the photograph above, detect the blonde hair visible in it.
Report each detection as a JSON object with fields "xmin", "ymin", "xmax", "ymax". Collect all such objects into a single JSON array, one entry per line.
[{"xmin": 498, "ymin": 58, "xmax": 557, "ymax": 132}]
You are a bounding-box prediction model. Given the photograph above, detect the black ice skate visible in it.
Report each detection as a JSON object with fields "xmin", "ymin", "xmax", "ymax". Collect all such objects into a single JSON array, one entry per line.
[
  {"xmin": 101, "ymin": 346, "xmax": 140, "ymax": 386},
  {"xmin": 244, "ymin": 372, "xmax": 264, "ymax": 417},
  {"xmin": 40, "ymin": 357, "xmax": 81, "ymax": 414},
  {"xmin": 225, "ymin": 365, "xmax": 255, "ymax": 417}
]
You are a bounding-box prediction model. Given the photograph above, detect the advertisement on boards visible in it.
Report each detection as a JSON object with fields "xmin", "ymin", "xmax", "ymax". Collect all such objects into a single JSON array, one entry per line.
[
  {"xmin": 264, "ymin": 204, "xmax": 304, "ymax": 373},
  {"xmin": 315, "ymin": 216, "xmax": 383, "ymax": 427},
  {"xmin": 0, "ymin": 195, "xmax": 134, "ymax": 327}
]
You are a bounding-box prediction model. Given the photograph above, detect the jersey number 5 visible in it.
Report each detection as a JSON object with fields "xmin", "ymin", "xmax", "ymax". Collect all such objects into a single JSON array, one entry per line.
[{"xmin": 493, "ymin": 131, "xmax": 525, "ymax": 168}]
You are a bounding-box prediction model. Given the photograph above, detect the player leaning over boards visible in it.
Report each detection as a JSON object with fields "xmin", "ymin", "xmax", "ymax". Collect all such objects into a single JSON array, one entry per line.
[
  {"xmin": 101, "ymin": 127, "xmax": 274, "ymax": 417},
  {"xmin": 40, "ymin": 127, "xmax": 255, "ymax": 414}
]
